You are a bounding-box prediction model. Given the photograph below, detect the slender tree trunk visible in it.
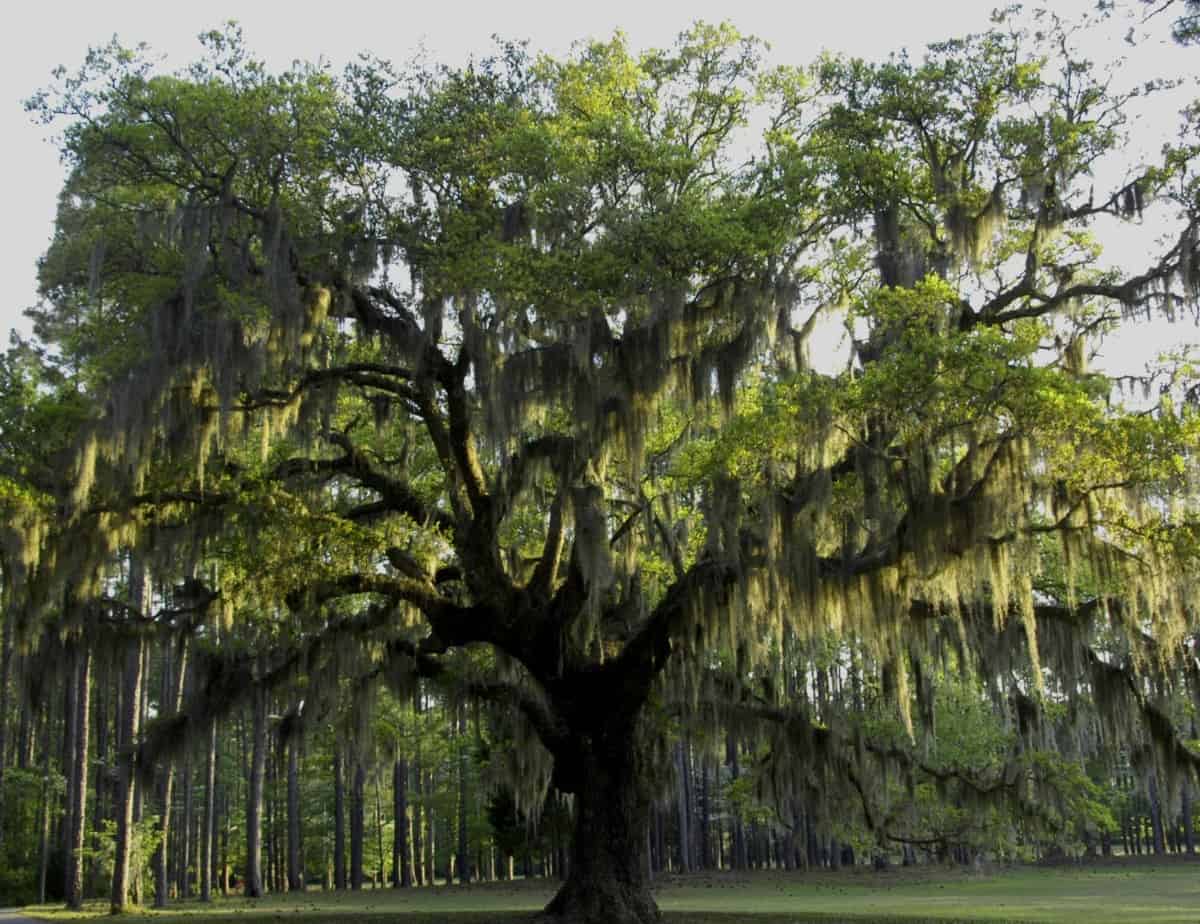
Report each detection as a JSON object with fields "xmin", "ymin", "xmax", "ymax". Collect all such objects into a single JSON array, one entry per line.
[
  {"xmin": 457, "ymin": 706, "xmax": 471, "ymax": 883},
  {"xmin": 424, "ymin": 768, "xmax": 435, "ymax": 883},
  {"xmin": 373, "ymin": 769, "xmax": 386, "ymax": 886},
  {"xmin": 60, "ymin": 654, "xmax": 78, "ymax": 875},
  {"xmin": 0, "ymin": 605, "xmax": 12, "ymax": 850},
  {"xmin": 333, "ymin": 743, "xmax": 347, "ymax": 889},
  {"xmin": 201, "ymin": 718, "xmax": 217, "ymax": 900},
  {"xmin": 37, "ymin": 704, "xmax": 52, "ymax": 903},
  {"xmin": 1149, "ymin": 772, "xmax": 1167, "ymax": 856},
  {"xmin": 90, "ymin": 659, "xmax": 109, "ymax": 890},
  {"xmin": 287, "ymin": 731, "xmax": 304, "ymax": 891},
  {"xmin": 728, "ymin": 735, "xmax": 747, "ymax": 871},
  {"xmin": 221, "ymin": 781, "xmax": 231, "ymax": 894},
  {"xmin": 411, "ymin": 750, "xmax": 424, "ymax": 886},
  {"xmin": 1183, "ymin": 778, "xmax": 1196, "ymax": 855},
  {"xmin": 246, "ymin": 688, "xmax": 267, "ymax": 897},
  {"xmin": 265, "ymin": 735, "xmax": 278, "ymax": 893},
  {"xmin": 394, "ymin": 758, "xmax": 412, "ymax": 886},
  {"xmin": 674, "ymin": 742, "xmax": 691, "ymax": 873},
  {"xmin": 16, "ymin": 671, "xmax": 33, "ymax": 770},
  {"xmin": 180, "ymin": 752, "xmax": 193, "ymax": 898},
  {"xmin": 64, "ymin": 644, "xmax": 92, "ymax": 910},
  {"xmin": 154, "ymin": 636, "xmax": 189, "ymax": 907},
  {"xmin": 110, "ymin": 631, "xmax": 146, "ymax": 912},
  {"xmin": 350, "ymin": 756, "xmax": 365, "ymax": 890}
]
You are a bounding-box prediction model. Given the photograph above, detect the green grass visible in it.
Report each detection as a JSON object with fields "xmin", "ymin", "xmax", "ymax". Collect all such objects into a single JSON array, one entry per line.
[{"xmin": 22, "ymin": 858, "xmax": 1200, "ymax": 923}]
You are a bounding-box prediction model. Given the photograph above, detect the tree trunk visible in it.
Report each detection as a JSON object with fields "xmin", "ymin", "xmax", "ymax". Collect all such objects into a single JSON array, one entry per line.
[
  {"xmin": 111, "ymin": 631, "xmax": 146, "ymax": 912},
  {"xmin": 0, "ymin": 605, "xmax": 12, "ymax": 850},
  {"xmin": 16, "ymin": 669, "xmax": 33, "ymax": 770},
  {"xmin": 373, "ymin": 769, "xmax": 386, "ymax": 886},
  {"xmin": 673, "ymin": 742, "xmax": 691, "ymax": 873},
  {"xmin": 179, "ymin": 752, "xmax": 193, "ymax": 898},
  {"xmin": 60, "ymin": 654, "xmax": 78, "ymax": 875},
  {"xmin": 1183, "ymin": 778, "xmax": 1195, "ymax": 855},
  {"xmin": 64, "ymin": 644, "xmax": 92, "ymax": 910},
  {"xmin": 37, "ymin": 705, "xmax": 53, "ymax": 903},
  {"xmin": 246, "ymin": 688, "xmax": 267, "ymax": 897},
  {"xmin": 265, "ymin": 735, "xmax": 278, "ymax": 893},
  {"xmin": 727, "ymin": 735, "xmax": 747, "ymax": 871},
  {"xmin": 1148, "ymin": 772, "xmax": 1166, "ymax": 856},
  {"xmin": 541, "ymin": 724, "xmax": 657, "ymax": 924},
  {"xmin": 333, "ymin": 743, "xmax": 346, "ymax": 889},
  {"xmin": 287, "ymin": 732, "xmax": 304, "ymax": 891},
  {"xmin": 350, "ymin": 756, "xmax": 365, "ymax": 890},
  {"xmin": 201, "ymin": 718, "xmax": 217, "ymax": 900},
  {"xmin": 155, "ymin": 636, "xmax": 189, "ymax": 907},
  {"xmin": 393, "ymin": 758, "xmax": 412, "ymax": 887},
  {"xmin": 456, "ymin": 706, "xmax": 471, "ymax": 884},
  {"xmin": 411, "ymin": 747, "xmax": 424, "ymax": 886}
]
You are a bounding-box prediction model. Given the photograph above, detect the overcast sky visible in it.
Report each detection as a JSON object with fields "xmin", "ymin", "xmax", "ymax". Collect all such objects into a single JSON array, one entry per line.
[{"xmin": 2, "ymin": 0, "xmax": 1195, "ymax": 373}]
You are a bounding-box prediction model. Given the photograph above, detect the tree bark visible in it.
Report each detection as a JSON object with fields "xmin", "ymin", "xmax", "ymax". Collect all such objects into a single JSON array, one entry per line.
[
  {"xmin": 37, "ymin": 704, "xmax": 52, "ymax": 903},
  {"xmin": 541, "ymin": 720, "xmax": 657, "ymax": 924},
  {"xmin": 179, "ymin": 751, "xmax": 193, "ymax": 898},
  {"xmin": 64, "ymin": 644, "xmax": 92, "ymax": 910},
  {"xmin": 201, "ymin": 717, "xmax": 217, "ymax": 899},
  {"xmin": 456, "ymin": 705, "xmax": 471, "ymax": 883},
  {"xmin": 411, "ymin": 747, "xmax": 424, "ymax": 886},
  {"xmin": 350, "ymin": 755, "xmax": 365, "ymax": 890},
  {"xmin": 245, "ymin": 688, "xmax": 267, "ymax": 897},
  {"xmin": 333, "ymin": 743, "xmax": 346, "ymax": 890},
  {"xmin": 1183, "ymin": 778, "xmax": 1196, "ymax": 855},
  {"xmin": 154, "ymin": 636, "xmax": 189, "ymax": 907},
  {"xmin": 393, "ymin": 758, "xmax": 412, "ymax": 886},
  {"xmin": 727, "ymin": 734, "xmax": 747, "ymax": 871},
  {"xmin": 373, "ymin": 768, "xmax": 386, "ymax": 885},
  {"xmin": 110, "ymin": 571, "xmax": 146, "ymax": 912},
  {"xmin": 0, "ymin": 605, "xmax": 12, "ymax": 850},
  {"xmin": 60, "ymin": 653, "xmax": 78, "ymax": 874},
  {"xmin": 287, "ymin": 731, "xmax": 304, "ymax": 891},
  {"xmin": 1148, "ymin": 772, "xmax": 1166, "ymax": 856}
]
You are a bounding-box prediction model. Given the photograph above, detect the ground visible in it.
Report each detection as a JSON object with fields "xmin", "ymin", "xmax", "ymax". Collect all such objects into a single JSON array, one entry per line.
[{"xmin": 20, "ymin": 858, "xmax": 1200, "ymax": 924}]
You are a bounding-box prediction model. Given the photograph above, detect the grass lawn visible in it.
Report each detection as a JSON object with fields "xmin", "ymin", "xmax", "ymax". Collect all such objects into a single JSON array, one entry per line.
[{"xmin": 22, "ymin": 858, "xmax": 1200, "ymax": 923}]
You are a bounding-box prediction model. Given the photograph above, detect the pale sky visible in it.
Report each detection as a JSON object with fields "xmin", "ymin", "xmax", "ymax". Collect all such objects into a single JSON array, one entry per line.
[{"xmin": 2, "ymin": 0, "xmax": 1195, "ymax": 375}]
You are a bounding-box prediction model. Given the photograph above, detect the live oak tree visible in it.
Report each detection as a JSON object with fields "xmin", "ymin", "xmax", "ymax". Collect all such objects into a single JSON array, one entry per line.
[{"xmin": 13, "ymin": 12, "xmax": 1200, "ymax": 922}]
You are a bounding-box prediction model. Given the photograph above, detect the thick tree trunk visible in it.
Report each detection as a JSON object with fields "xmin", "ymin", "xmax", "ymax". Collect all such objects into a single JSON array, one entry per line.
[
  {"xmin": 541, "ymin": 725, "xmax": 657, "ymax": 924},
  {"xmin": 246, "ymin": 688, "xmax": 267, "ymax": 897},
  {"xmin": 64, "ymin": 644, "xmax": 92, "ymax": 910},
  {"xmin": 393, "ymin": 758, "xmax": 412, "ymax": 887}
]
